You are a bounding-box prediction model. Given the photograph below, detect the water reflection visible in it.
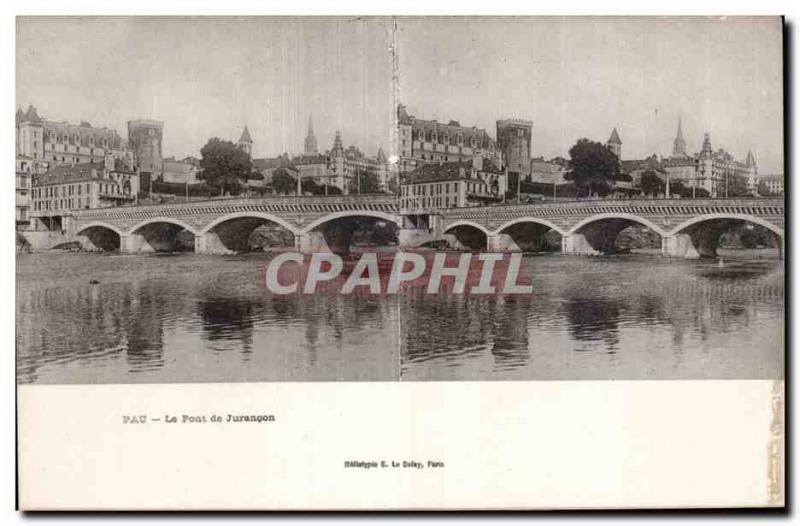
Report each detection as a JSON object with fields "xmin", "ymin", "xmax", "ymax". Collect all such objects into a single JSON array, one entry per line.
[{"xmin": 16, "ymin": 252, "xmax": 783, "ymax": 384}]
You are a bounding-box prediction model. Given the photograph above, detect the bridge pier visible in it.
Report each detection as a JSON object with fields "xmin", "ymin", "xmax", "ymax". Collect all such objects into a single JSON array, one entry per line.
[
  {"xmin": 194, "ymin": 231, "xmax": 234, "ymax": 255},
  {"xmin": 661, "ymin": 234, "xmax": 701, "ymax": 259},
  {"xmin": 561, "ymin": 233, "xmax": 601, "ymax": 256},
  {"xmin": 120, "ymin": 233, "xmax": 154, "ymax": 254},
  {"xmin": 398, "ymin": 228, "xmax": 438, "ymax": 249},
  {"xmin": 487, "ymin": 233, "xmax": 522, "ymax": 253},
  {"xmin": 294, "ymin": 231, "xmax": 331, "ymax": 254}
]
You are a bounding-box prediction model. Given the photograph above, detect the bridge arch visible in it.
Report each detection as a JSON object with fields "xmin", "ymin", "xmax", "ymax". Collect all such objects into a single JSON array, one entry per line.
[
  {"xmin": 77, "ymin": 221, "xmax": 125, "ymax": 237},
  {"xmin": 200, "ymin": 211, "xmax": 300, "ymax": 236},
  {"xmin": 444, "ymin": 220, "xmax": 491, "ymax": 236},
  {"xmin": 75, "ymin": 221, "xmax": 124, "ymax": 251},
  {"xmin": 300, "ymin": 210, "xmax": 400, "ymax": 235},
  {"xmin": 669, "ymin": 213, "xmax": 784, "ymax": 239},
  {"xmin": 665, "ymin": 213, "xmax": 784, "ymax": 259},
  {"xmin": 298, "ymin": 210, "xmax": 401, "ymax": 254},
  {"xmin": 565, "ymin": 213, "xmax": 668, "ymax": 256},
  {"xmin": 567, "ymin": 213, "xmax": 668, "ymax": 237},
  {"xmin": 443, "ymin": 220, "xmax": 490, "ymax": 251},
  {"xmin": 493, "ymin": 217, "xmax": 566, "ymax": 236},
  {"xmin": 490, "ymin": 217, "xmax": 566, "ymax": 253},
  {"xmin": 128, "ymin": 217, "xmax": 199, "ymax": 236},
  {"xmin": 198, "ymin": 211, "xmax": 300, "ymax": 253},
  {"xmin": 125, "ymin": 217, "xmax": 198, "ymax": 253}
]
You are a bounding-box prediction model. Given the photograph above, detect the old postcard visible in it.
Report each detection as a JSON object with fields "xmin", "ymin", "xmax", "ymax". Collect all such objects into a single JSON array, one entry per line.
[{"xmin": 15, "ymin": 16, "xmax": 784, "ymax": 510}]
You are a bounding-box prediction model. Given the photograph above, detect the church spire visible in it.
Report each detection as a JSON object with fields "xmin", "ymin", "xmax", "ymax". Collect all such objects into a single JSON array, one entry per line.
[
  {"xmin": 672, "ymin": 116, "xmax": 687, "ymax": 157},
  {"xmin": 606, "ymin": 127, "xmax": 622, "ymax": 158},
  {"xmin": 304, "ymin": 115, "xmax": 318, "ymax": 155},
  {"xmin": 746, "ymin": 150, "xmax": 757, "ymax": 168},
  {"xmin": 238, "ymin": 125, "xmax": 253, "ymax": 156}
]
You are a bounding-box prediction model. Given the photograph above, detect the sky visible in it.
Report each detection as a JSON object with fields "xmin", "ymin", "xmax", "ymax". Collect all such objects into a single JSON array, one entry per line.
[{"xmin": 17, "ymin": 17, "xmax": 783, "ymax": 173}]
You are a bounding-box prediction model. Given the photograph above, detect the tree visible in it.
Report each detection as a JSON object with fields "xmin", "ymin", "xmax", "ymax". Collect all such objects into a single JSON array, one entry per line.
[
  {"xmin": 198, "ymin": 137, "xmax": 256, "ymax": 195},
  {"xmin": 640, "ymin": 170, "xmax": 664, "ymax": 196},
  {"xmin": 728, "ymin": 174, "xmax": 751, "ymax": 197},
  {"xmin": 348, "ymin": 169, "xmax": 381, "ymax": 194},
  {"xmin": 565, "ymin": 139, "xmax": 623, "ymax": 197},
  {"xmin": 271, "ymin": 167, "xmax": 297, "ymax": 195}
]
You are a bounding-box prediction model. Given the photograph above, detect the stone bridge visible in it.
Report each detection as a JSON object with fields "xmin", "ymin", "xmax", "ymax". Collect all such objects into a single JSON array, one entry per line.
[
  {"xmin": 65, "ymin": 195, "xmax": 784, "ymax": 258},
  {"xmin": 68, "ymin": 194, "xmax": 399, "ymax": 254},
  {"xmin": 435, "ymin": 197, "xmax": 784, "ymax": 257}
]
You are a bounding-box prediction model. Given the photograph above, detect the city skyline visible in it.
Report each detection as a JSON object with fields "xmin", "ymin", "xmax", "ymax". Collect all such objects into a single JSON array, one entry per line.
[{"xmin": 17, "ymin": 17, "xmax": 783, "ymax": 172}]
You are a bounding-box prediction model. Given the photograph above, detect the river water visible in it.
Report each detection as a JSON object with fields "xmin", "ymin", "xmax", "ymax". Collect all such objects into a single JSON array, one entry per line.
[{"xmin": 16, "ymin": 250, "xmax": 783, "ymax": 384}]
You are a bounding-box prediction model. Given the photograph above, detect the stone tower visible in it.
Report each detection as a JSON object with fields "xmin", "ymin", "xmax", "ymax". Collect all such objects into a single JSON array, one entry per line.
[
  {"xmin": 496, "ymin": 119, "xmax": 532, "ymax": 177},
  {"xmin": 672, "ymin": 117, "xmax": 687, "ymax": 157},
  {"xmin": 238, "ymin": 126, "xmax": 253, "ymax": 157},
  {"xmin": 127, "ymin": 119, "xmax": 164, "ymax": 176},
  {"xmin": 700, "ymin": 132, "xmax": 713, "ymax": 158},
  {"xmin": 304, "ymin": 116, "xmax": 318, "ymax": 155},
  {"xmin": 607, "ymin": 127, "xmax": 622, "ymax": 159}
]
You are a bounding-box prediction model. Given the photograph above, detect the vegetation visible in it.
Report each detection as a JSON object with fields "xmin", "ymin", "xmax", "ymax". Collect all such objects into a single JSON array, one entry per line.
[
  {"xmin": 271, "ymin": 167, "xmax": 297, "ymax": 195},
  {"xmin": 347, "ymin": 169, "xmax": 382, "ymax": 194},
  {"xmin": 564, "ymin": 139, "xmax": 626, "ymax": 197},
  {"xmin": 197, "ymin": 137, "xmax": 258, "ymax": 195}
]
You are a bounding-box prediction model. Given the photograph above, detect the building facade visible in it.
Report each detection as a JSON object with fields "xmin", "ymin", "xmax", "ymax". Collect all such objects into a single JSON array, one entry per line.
[
  {"xmin": 397, "ymin": 104, "xmax": 503, "ymax": 174},
  {"xmin": 759, "ymin": 175, "xmax": 784, "ymax": 195},
  {"xmin": 16, "ymin": 156, "xmax": 34, "ymax": 227},
  {"xmin": 662, "ymin": 122, "xmax": 758, "ymax": 197},
  {"xmin": 16, "ymin": 105, "xmax": 133, "ymax": 173},
  {"xmin": 31, "ymin": 158, "xmax": 140, "ymax": 228},
  {"xmin": 161, "ymin": 156, "xmax": 201, "ymax": 185},
  {"xmin": 289, "ymin": 131, "xmax": 389, "ymax": 194},
  {"xmin": 529, "ymin": 157, "xmax": 569, "ymax": 185},
  {"xmin": 399, "ymin": 158, "xmax": 508, "ymax": 211}
]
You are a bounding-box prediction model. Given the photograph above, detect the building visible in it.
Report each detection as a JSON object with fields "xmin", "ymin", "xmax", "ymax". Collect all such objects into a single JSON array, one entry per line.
[
  {"xmin": 16, "ymin": 156, "xmax": 34, "ymax": 227},
  {"xmin": 16, "ymin": 105, "xmax": 132, "ymax": 173},
  {"xmin": 128, "ymin": 119, "xmax": 164, "ymax": 177},
  {"xmin": 607, "ymin": 127, "xmax": 622, "ymax": 158},
  {"xmin": 399, "ymin": 157, "xmax": 508, "ymax": 211},
  {"xmin": 759, "ymin": 175, "xmax": 784, "ymax": 195},
  {"xmin": 161, "ymin": 156, "xmax": 201, "ymax": 185},
  {"xmin": 529, "ymin": 157, "xmax": 569, "ymax": 185},
  {"xmin": 496, "ymin": 119, "xmax": 532, "ymax": 177},
  {"xmin": 290, "ymin": 131, "xmax": 389, "ymax": 194},
  {"xmin": 237, "ymin": 126, "xmax": 253, "ymax": 157},
  {"xmin": 30, "ymin": 158, "xmax": 140, "ymax": 229},
  {"xmin": 289, "ymin": 153, "xmax": 328, "ymax": 187},
  {"xmin": 660, "ymin": 120, "xmax": 758, "ymax": 197},
  {"xmin": 254, "ymin": 154, "xmax": 298, "ymax": 187},
  {"xmin": 397, "ymin": 104, "xmax": 503, "ymax": 174},
  {"xmin": 620, "ymin": 155, "xmax": 664, "ymax": 189}
]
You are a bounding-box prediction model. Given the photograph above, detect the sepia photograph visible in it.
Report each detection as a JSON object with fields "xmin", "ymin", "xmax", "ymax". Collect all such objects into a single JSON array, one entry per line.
[
  {"xmin": 12, "ymin": 13, "xmax": 786, "ymax": 511},
  {"xmin": 16, "ymin": 16, "xmax": 784, "ymax": 385}
]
